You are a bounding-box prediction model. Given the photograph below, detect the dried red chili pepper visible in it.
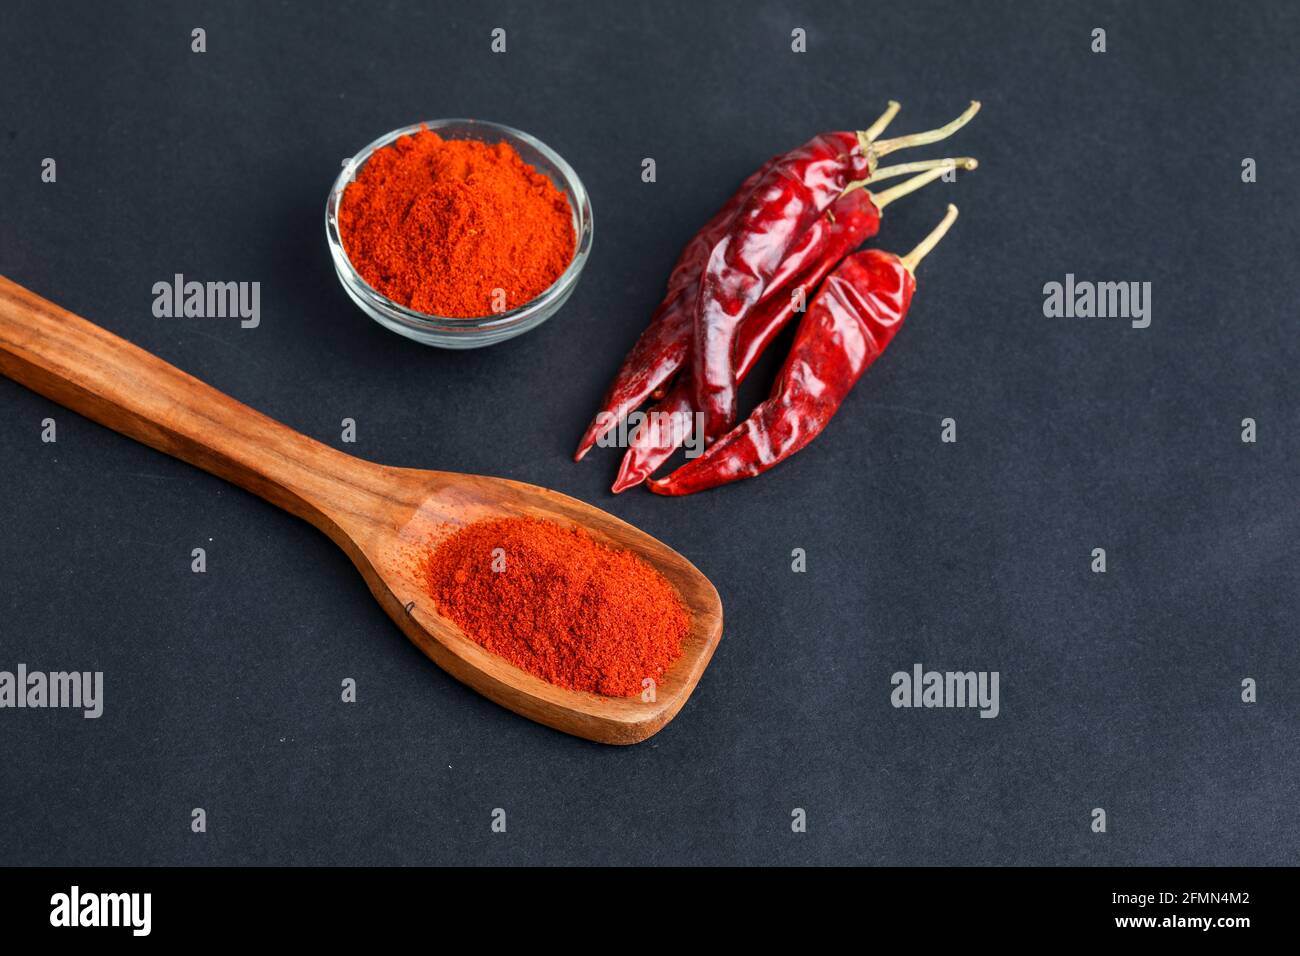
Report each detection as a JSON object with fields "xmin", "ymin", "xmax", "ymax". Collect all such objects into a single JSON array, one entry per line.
[
  {"xmin": 690, "ymin": 103, "xmax": 980, "ymax": 442},
  {"xmin": 648, "ymin": 205, "xmax": 960, "ymax": 496},
  {"xmin": 571, "ymin": 102, "xmax": 904, "ymax": 461},
  {"xmin": 571, "ymin": 164, "xmax": 767, "ymax": 460},
  {"xmin": 612, "ymin": 162, "xmax": 974, "ymax": 492}
]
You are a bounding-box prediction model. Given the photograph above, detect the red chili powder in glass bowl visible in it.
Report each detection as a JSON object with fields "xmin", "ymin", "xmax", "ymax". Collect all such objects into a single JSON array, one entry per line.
[
  {"xmin": 425, "ymin": 517, "xmax": 688, "ymax": 698},
  {"xmin": 338, "ymin": 127, "xmax": 575, "ymax": 318}
]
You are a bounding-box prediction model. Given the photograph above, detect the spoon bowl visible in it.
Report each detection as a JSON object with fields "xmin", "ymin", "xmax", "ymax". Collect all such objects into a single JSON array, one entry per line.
[{"xmin": 345, "ymin": 466, "xmax": 723, "ymax": 743}]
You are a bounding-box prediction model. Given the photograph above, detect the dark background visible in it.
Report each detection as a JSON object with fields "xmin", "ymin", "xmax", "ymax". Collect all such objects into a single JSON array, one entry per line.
[{"xmin": 0, "ymin": 0, "xmax": 1296, "ymax": 866}]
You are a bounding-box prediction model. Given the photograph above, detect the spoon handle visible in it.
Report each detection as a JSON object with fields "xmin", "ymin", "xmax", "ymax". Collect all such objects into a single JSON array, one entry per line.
[{"xmin": 0, "ymin": 275, "xmax": 372, "ymax": 532}]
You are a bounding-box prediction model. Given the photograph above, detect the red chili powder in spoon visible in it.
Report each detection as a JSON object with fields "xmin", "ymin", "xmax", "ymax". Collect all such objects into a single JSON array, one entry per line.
[
  {"xmin": 339, "ymin": 127, "xmax": 575, "ymax": 317},
  {"xmin": 425, "ymin": 517, "xmax": 688, "ymax": 697}
]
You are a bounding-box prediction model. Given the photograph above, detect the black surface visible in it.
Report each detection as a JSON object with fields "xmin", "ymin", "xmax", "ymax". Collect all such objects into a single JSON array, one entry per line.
[{"xmin": 1, "ymin": 0, "xmax": 1296, "ymax": 866}]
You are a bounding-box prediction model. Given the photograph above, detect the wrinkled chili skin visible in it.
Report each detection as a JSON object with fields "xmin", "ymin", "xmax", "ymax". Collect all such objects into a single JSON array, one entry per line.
[
  {"xmin": 573, "ymin": 160, "xmax": 778, "ymax": 460},
  {"xmin": 692, "ymin": 131, "xmax": 871, "ymax": 442},
  {"xmin": 612, "ymin": 189, "xmax": 882, "ymax": 492},
  {"xmin": 652, "ymin": 249, "xmax": 913, "ymax": 496}
]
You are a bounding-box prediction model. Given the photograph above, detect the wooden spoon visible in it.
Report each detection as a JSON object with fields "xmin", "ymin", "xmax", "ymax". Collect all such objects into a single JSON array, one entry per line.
[{"xmin": 0, "ymin": 276, "xmax": 723, "ymax": 744}]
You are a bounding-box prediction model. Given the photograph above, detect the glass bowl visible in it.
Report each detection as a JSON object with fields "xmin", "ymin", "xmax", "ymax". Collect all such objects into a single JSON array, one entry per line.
[{"xmin": 325, "ymin": 119, "xmax": 593, "ymax": 349}]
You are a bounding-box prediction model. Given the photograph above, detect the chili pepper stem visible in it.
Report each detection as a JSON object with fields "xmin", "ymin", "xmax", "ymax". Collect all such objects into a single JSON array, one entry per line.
[
  {"xmin": 900, "ymin": 204, "xmax": 959, "ymax": 274},
  {"xmin": 844, "ymin": 156, "xmax": 977, "ymax": 194},
  {"xmin": 869, "ymin": 101, "xmax": 981, "ymax": 159},
  {"xmin": 870, "ymin": 162, "xmax": 974, "ymax": 210},
  {"xmin": 859, "ymin": 100, "xmax": 901, "ymax": 146}
]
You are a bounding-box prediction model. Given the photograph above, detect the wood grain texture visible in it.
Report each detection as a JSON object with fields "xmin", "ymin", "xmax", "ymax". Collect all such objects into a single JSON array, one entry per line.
[{"xmin": 0, "ymin": 275, "xmax": 724, "ymax": 744}]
